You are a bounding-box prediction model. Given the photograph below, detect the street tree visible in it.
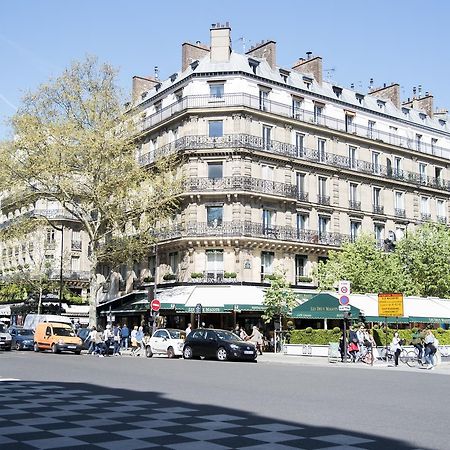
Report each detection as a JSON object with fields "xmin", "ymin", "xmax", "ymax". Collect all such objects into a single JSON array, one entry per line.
[{"xmin": 0, "ymin": 56, "xmax": 180, "ymax": 325}]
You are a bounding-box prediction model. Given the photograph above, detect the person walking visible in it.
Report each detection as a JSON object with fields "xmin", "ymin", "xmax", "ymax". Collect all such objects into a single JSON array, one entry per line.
[
  {"xmin": 135, "ymin": 326, "xmax": 144, "ymax": 357},
  {"xmin": 248, "ymin": 326, "xmax": 263, "ymax": 355},
  {"xmin": 112, "ymin": 324, "xmax": 121, "ymax": 356},
  {"xmin": 87, "ymin": 326, "xmax": 97, "ymax": 355},
  {"xmin": 411, "ymin": 328, "xmax": 424, "ymax": 364},
  {"xmin": 130, "ymin": 326, "xmax": 138, "ymax": 356},
  {"xmin": 424, "ymin": 329, "xmax": 437, "ymax": 369},
  {"xmin": 390, "ymin": 331, "xmax": 402, "ymax": 367},
  {"xmin": 103, "ymin": 325, "xmax": 113, "ymax": 356},
  {"xmin": 185, "ymin": 323, "xmax": 192, "ymax": 336},
  {"xmin": 239, "ymin": 326, "xmax": 248, "ymax": 341},
  {"xmin": 121, "ymin": 324, "xmax": 129, "ymax": 351}
]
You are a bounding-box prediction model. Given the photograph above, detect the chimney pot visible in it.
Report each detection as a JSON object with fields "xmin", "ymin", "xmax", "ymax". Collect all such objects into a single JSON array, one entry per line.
[{"xmin": 306, "ymin": 51, "xmax": 312, "ymax": 60}]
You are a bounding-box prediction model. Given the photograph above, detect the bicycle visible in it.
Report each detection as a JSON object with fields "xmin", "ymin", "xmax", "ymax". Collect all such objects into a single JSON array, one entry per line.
[
  {"xmin": 355, "ymin": 346, "xmax": 374, "ymax": 365},
  {"xmin": 379, "ymin": 346, "xmax": 410, "ymax": 365}
]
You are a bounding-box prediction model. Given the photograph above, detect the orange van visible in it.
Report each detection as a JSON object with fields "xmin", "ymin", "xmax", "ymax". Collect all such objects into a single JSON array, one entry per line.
[{"xmin": 34, "ymin": 322, "xmax": 82, "ymax": 354}]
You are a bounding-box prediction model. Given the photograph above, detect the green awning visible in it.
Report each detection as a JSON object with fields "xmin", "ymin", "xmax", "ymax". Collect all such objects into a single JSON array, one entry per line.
[
  {"xmin": 290, "ymin": 293, "xmax": 360, "ymax": 319},
  {"xmin": 224, "ymin": 304, "xmax": 265, "ymax": 312},
  {"xmin": 366, "ymin": 316, "xmax": 410, "ymax": 324}
]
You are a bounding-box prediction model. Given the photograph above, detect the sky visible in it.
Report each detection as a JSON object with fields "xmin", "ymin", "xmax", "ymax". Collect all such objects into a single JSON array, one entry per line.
[{"xmin": 1, "ymin": 0, "xmax": 449, "ymax": 139}]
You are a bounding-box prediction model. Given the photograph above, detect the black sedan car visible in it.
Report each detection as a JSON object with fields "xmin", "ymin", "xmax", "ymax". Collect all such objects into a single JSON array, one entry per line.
[
  {"xmin": 183, "ymin": 328, "xmax": 257, "ymax": 362},
  {"xmin": 8, "ymin": 326, "xmax": 34, "ymax": 350}
]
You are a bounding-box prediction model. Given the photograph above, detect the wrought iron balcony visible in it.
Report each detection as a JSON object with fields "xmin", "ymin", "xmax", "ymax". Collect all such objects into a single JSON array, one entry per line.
[
  {"xmin": 373, "ymin": 205, "xmax": 384, "ymax": 214},
  {"xmin": 421, "ymin": 213, "xmax": 432, "ymax": 221},
  {"xmin": 394, "ymin": 208, "xmax": 406, "ymax": 218},
  {"xmin": 71, "ymin": 240, "xmax": 82, "ymax": 251},
  {"xmin": 297, "ymin": 191, "xmax": 309, "ymax": 202},
  {"xmin": 317, "ymin": 195, "xmax": 331, "ymax": 206},
  {"xmin": 153, "ymin": 221, "xmax": 349, "ymax": 248},
  {"xmin": 183, "ymin": 176, "xmax": 298, "ymax": 200},
  {"xmin": 139, "ymin": 133, "xmax": 450, "ymax": 194},
  {"xmin": 349, "ymin": 200, "xmax": 361, "ymax": 210},
  {"xmin": 437, "ymin": 215, "xmax": 447, "ymax": 224},
  {"xmin": 137, "ymin": 92, "xmax": 450, "ymax": 159}
]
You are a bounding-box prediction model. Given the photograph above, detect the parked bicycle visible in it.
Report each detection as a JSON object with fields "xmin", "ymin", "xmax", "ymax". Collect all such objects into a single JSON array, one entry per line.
[
  {"xmin": 379, "ymin": 346, "xmax": 411, "ymax": 365},
  {"xmin": 355, "ymin": 346, "xmax": 374, "ymax": 365}
]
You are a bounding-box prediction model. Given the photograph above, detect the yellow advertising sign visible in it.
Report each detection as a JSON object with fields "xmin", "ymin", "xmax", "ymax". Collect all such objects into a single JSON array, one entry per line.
[{"xmin": 378, "ymin": 293, "xmax": 404, "ymax": 317}]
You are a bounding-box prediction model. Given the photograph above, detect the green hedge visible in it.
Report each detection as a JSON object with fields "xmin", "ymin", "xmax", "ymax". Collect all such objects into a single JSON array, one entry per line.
[{"xmin": 289, "ymin": 328, "xmax": 450, "ymax": 345}]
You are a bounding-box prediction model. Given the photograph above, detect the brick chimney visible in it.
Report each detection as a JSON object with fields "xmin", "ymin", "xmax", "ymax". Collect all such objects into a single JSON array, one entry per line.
[
  {"xmin": 403, "ymin": 94, "xmax": 434, "ymax": 117},
  {"xmin": 246, "ymin": 40, "xmax": 277, "ymax": 69},
  {"xmin": 132, "ymin": 76, "xmax": 160, "ymax": 104},
  {"xmin": 368, "ymin": 83, "xmax": 401, "ymax": 108},
  {"xmin": 182, "ymin": 41, "xmax": 210, "ymax": 72},
  {"xmin": 210, "ymin": 22, "xmax": 231, "ymax": 62},
  {"xmin": 291, "ymin": 53, "xmax": 323, "ymax": 85}
]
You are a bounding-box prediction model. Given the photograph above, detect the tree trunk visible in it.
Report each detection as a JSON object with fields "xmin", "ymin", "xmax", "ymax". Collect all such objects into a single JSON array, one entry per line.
[
  {"xmin": 38, "ymin": 287, "xmax": 43, "ymax": 315},
  {"xmin": 88, "ymin": 254, "xmax": 99, "ymax": 327}
]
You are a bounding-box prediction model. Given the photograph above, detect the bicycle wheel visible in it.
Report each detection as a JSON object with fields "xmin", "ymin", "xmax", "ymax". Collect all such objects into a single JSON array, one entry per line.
[
  {"xmin": 406, "ymin": 350, "xmax": 418, "ymax": 368},
  {"xmin": 362, "ymin": 351, "xmax": 374, "ymax": 365},
  {"xmin": 400, "ymin": 350, "xmax": 409, "ymax": 364}
]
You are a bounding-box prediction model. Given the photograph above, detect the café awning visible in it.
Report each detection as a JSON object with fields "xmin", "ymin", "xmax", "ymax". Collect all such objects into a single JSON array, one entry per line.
[{"xmin": 290, "ymin": 293, "xmax": 360, "ymax": 319}]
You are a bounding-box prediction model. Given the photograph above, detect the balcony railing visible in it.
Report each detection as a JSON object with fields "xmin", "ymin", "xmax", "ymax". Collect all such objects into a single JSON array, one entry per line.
[
  {"xmin": 421, "ymin": 213, "xmax": 432, "ymax": 221},
  {"xmin": 394, "ymin": 208, "xmax": 406, "ymax": 218},
  {"xmin": 188, "ymin": 271, "xmax": 239, "ymax": 284},
  {"xmin": 138, "ymin": 92, "xmax": 450, "ymax": 159},
  {"xmin": 154, "ymin": 221, "xmax": 349, "ymax": 248},
  {"xmin": 138, "ymin": 133, "xmax": 450, "ymax": 194},
  {"xmin": 349, "ymin": 200, "xmax": 361, "ymax": 210},
  {"xmin": 437, "ymin": 215, "xmax": 447, "ymax": 224},
  {"xmin": 297, "ymin": 191, "xmax": 309, "ymax": 202},
  {"xmin": 373, "ymin": 205, "xmax": 384, "ymax": 214},
  {"xmin": 183, "ymin": 176, "xmax": 298, "ymax": 199},
  {"xmin": 317, "ymin": 195, "xmax": 331, "ymax": 206},
  {"xmin": 71, "ymin": 240, "xmax": 82, "ymax": 251}
]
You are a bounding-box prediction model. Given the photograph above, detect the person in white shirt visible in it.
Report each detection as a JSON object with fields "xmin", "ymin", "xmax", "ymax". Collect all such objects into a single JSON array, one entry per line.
[{"xmin": 185, "ymin": 323, "xmax": 192, "ymax": 336}]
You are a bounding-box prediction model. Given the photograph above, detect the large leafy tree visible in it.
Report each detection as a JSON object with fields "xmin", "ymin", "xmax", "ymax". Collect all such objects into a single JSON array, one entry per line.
[
  {"xmin": 0, "ymin": 56, "xmax": 180, "ymax": 324},
  {"xmin": 394, "ymin": 223, "xmax": 450, "ymax": 298},
  {"xmin": 316, "ymin": 234, "xmax": 407, "ymax": 294}
]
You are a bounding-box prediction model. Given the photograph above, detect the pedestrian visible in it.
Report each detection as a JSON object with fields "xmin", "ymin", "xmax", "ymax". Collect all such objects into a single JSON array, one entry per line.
[
  {"xmin": 130, "ymin": 326, "xmax": 138, "ymax": 356},
  {"xmin": 94, "ymin": 327, "xmax": 105, "ymax": 357},
  {"xmin": 87, "ymin": 326, "xmax": 97, "ymax": 354},
  {"xmin": 338, "ymin": 331, "xmax": 346, "ymax": 362},
  {"xmin": 120, "ymin": 324, "xmax": 129, "ymax": 350},
  {"xmin": 112, "ymin": 324, "xmax": 121, "ymax": 356},
  {"xmin": 185, "ymin": 323, "xmax": 192, "ymax": 336},
  {"xmin": 248, "ymin": 326, "xmax": 263, "ymax": 355},
  {"xmin": 103, "ymin": 325, "xmax": 113, "ymax": 356},
  {"xmin": 239, "ymin": 326, "xmax": 248, "ymax": 341},
  {"xmin": 424, "ymin": 329, "xmax": 437, "ymax": 369},
  {"xmin": 390, "ymin": 331, "xmax": 402, "ymax": 367},
  {"xmin": 411, "ymin": 328, "xmax": 424, "ymax": 363},
  {"xmin": 357, "ymin": 325, "xmax": 366, "ymax": 357},
  {"xmin": 135, "ymin": 326, "xmax": 144, "ymax": 356}
]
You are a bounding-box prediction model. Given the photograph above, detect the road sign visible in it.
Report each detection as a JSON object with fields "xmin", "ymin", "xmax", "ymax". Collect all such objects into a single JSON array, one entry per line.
[
  {"xmin": 151, "ymin": 299, "xmax": 161, "ymax": 312},
  {"xmin": 339, "ymin": 295, "xmax": 350, "ymax": 306},
  {"xmin": 194, "ymin": 303, "xmax": 203, "ymax": 314},
  {"xmin": 339, "ymin": 305, "xmax": 351, "ymax": 311},
  {"xmin": 338, "ymin": 280, "xmax": 351, "ymax": 306},
  {"xmin": 378, "ymin": 293, "xmax": 404, "ymax": 317}
]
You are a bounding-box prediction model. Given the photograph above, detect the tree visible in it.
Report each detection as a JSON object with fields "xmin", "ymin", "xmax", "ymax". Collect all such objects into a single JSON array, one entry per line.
[
  {"xmin": 0, "ymin": 56, "xmax": 180, "ymax": 325},
  {"xmin": 394, "ymin": 223, "xmax": 450, "ymax": 298},
  {"xmin": 316, "ymin": 234, "xmax": 407, "ymax": 294},
  {"xmin": 262, "ymin": 272, "xmax": 298, "ymax": 324}
]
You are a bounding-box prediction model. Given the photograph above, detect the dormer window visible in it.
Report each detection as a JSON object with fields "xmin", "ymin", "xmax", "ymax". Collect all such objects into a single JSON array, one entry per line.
[
  {"xmin": 170, "ymin": 73, "xmax": 178, "ymax": 82},
  {"xmin": 303, "ymin": 76, "xmax": 313, "ymax": 90},
  {"xmin": 190, "ymin": 60, "xmax": 199, "ymax": 70},
  {"xmin": 439, "ymin": 119, "xmax": 446, "ymax": 127},
  {"xmin": 332, "ymin": 86, "xmax": 342, "ymax": 98},
  {"xmin": 355, "ymin": 93, "xmax": 364, "ymax": 104},
  {"xmin": 248, "ymin": 58, "xmax": 260, "ymax": 75},
  {"xmin": 279, "ymin": 68, "xmax": 290, "ymax": 83},
  {"xmin": 155, "ymin": 83, "xmax": 161, "ymax": 91},
  {"xmin": 377, "ymin": 100, "xmax": 385, "ymax": 110},
  {"xmin": 141, "ymin": 91, "xmax": 148, "ymax": 100},
  {"xmin": 402, "ymin": 107, "xmax": 410, "ymax": 117},
  {"xmin": 419, "ymin": 113, "xmax": 426, "ymax": 121}
]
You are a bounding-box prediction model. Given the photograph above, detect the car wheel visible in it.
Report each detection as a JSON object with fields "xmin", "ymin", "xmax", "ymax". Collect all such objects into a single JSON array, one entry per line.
[
  {"xmin": 34, "ymin": 343, "xmax": 40, "ymax": 352},
  {"xmin": 15, "ymin": 342, "xmax": 21, "ymax": 351},
  {"xmin": 51, "ymin": 344, "xmax": 59, "ymax": 354},
  {"xmin": 5, "ymin": 346, "xmax": 11, "ymax": 351},
  {"xmin": 217, "ymin": 347, "xmax": 228, "ymax": 361},
  {"xmin": 74, "ymin": 350, "xmax": 81, "ymax": 355},
  {"xmin": 167, "ymin": 347, "xmax": 175, "ymax": 358},
  {"xmin": 145, "ymin": 346, "xmax": 153, "ymax": 358},
  {"xmin": 183, "ymin": 346, "xmax": 193, "ymax": 359}
]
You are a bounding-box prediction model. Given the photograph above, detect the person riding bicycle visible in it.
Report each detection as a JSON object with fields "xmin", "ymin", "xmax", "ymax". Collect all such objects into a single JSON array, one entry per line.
[{"xmin": 411, "ymin": 328, "xmax": 424, "ymax": 363}]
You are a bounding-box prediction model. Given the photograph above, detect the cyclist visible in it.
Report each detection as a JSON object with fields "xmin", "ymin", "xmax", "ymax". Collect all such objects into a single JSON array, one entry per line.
[{"xmin": 410, "ymin": 328, "xmax": 424, "ymax": 364}]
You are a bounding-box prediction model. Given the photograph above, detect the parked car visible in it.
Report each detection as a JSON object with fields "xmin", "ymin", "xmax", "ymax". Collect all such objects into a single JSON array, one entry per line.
[
  {"xmin": 183, "ymin": 328, "xmax": 257, "ymax": 362},
  {"xmin": 77, "ymin": 327, "xmax": 91, "ymax": 350},
  {"xmin": 34, "ymin": 322, "xmax": 82, "ymax": 354},
  {"xmin": 8, "ymin": 326, "xmax": 34, "ymax": 350},
  {"xmin": 145, "ymin": 328, "xmax": 186, "ymax": 358},
  {"xmin": 0, "ymin": 322, "xmax": 12, "ymax": 351}
]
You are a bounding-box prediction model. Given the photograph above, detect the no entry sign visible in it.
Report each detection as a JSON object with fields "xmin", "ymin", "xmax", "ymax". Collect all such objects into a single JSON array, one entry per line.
[{"xmin": 151, "ymin": 299, "xmax": 161, "ymax": 312}]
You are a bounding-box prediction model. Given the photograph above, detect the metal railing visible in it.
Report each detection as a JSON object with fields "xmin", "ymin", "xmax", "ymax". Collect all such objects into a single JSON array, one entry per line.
[
  {"xmin": 394, "ymin": 208, "xmax": 406, "ymax": 218},
  {"xmin": 71, "ymin": 240, "xmax": 82, "ymax": 251},
  {"xmin": 139, "ymin": 133, "xmax": 450, "ymax": 193},
  {"xmin": 421, "ymin": 213, "xmax": 432, "ymax": 221},
  {"xmin": 349, "ymin": 200, "xmax": 361, "ymax": 210},
  {"xmin": 317, "ymin": 195, "xmax": 331, "ymax": 206},
  {"xmin": 138, "ymin": 92, "xmax": 450, "ymax": 159},
  {"xmin": 373, "ymin": 205, "xmax": 385, "ymax": 214},
  {"xmin": 437, "ymin": 216, "xmax": 447, "ymax": 224}
]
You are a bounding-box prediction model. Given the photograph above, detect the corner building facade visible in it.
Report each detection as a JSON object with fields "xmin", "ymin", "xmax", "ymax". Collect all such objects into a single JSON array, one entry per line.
[{"xmin": 118, "ymin": 24, "xmax": 450, "ymax": 316}]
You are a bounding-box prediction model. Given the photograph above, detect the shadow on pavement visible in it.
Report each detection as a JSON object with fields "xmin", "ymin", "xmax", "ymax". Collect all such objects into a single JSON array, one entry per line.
[{"xmin": 0, "ymin": 380, "xmax": 426, "ymax": 449}]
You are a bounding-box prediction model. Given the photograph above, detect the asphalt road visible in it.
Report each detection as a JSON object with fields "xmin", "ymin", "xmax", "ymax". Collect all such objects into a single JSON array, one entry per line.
[{"xmin": 1, "ymin": 351, "xmax": 449, "ymax": 449}]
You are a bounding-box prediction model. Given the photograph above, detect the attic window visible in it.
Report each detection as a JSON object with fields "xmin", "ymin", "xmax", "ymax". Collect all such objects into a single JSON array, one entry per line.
[
  {"xmin": 439, "ymin": 119, "xmax": 446, "ymax": 126},
  {"xmin": 355, "ymin": 93, "xmax": 364, "ymax": 104},
  {"xmin": 170, "ymin": 73, "xmax": 178, "ymax": 82},
  {"xmin": 402, "ymin": 107, "xmax": 410, "ymax": 116},
  {"xmin": 190, "ymin": 60, "xmax": 199, "ymax": 70},
  {"xmin": 279, "ymin": 69, "xmax": 290, "ymax": 83},
  {"xmin": 377, "ymin": 100, "xmax": 385, "ymax": 110},
  {"xmin": 332, "ymin": 86, "xmax": 342, "ymax": 98},
  {"xmin": 419, "ymin": 113, "xmax": 426, "ymax": 121},
  {"xmin": 155, "ymin": 83, "xmax": 161, "ymax": 91},
  {"xmin": 248, "ymin": 58, "xmax": 260, "ymax": 75},
  {"xmin": 141, "ymin": 91, "xmax": 148, "ymax": 100},
  {"xmin": 303, "ymin": 76, "xmax": 313, "ymax": 90}
]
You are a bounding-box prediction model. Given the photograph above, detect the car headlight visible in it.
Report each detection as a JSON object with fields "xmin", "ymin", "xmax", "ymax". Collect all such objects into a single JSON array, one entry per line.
[
  {"xmin": 230, "ymin": 344, "xmax": 240, "ymax": 350},
  {"xmin": 58, "ymin": 339, "xmax": 64, "ymax": 345}
]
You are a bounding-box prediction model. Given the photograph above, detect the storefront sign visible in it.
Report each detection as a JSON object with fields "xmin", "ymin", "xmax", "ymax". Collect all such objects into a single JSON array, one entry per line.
[{"xmin": 378, "ymin": 293, "xmax": 404, "ymax": 317}]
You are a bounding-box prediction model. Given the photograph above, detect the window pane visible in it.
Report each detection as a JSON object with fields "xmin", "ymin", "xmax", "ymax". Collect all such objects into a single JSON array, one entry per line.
[
  {"xmin": 208, "ymin": 162, "xmax": 223, "ymax": 179},
  {"xmin": 210, "ymin": 84, "xmax": 224, "ymax": 98},
  {"xmin": 209, "ymin": 120, "xmax": 223, "ymax": 137},
  {"xmin": 207, "ymin": 206, "xmax": 223, "ymax": 226}
]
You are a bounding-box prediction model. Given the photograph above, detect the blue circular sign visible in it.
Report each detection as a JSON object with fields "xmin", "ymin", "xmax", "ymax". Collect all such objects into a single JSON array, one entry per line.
[{"xmin": 339, "ymin": 295, "xmax": 349, "ymax": 306}]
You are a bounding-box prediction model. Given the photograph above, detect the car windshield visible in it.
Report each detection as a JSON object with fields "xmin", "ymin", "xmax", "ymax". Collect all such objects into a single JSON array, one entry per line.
[
  {"xmin": 18, "ymin": 329, "xmax": 33, "ymax": 336},
  {"xmin": 215, "ymin": 330, "xmax": 243, "ymax": 342},
  {"xmin": 168, "ymin": 330, "xmax": 186, "ymax": 339},
  {"xmin": 53, "ymin": 327, "xmax": 75, "ymax": 337}
]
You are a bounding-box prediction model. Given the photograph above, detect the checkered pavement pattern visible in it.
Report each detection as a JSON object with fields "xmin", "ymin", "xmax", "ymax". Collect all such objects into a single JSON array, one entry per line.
[{"xmin": 0, "ymin": 380, "xmax": 413, "ymax": 449}]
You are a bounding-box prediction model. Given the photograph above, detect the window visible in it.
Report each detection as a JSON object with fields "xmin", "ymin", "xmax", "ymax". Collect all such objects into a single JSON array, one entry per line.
[
  {"xmin": 46, "ymin": 229, "xmax": 55, "ymax": 242},
  {"xmin": 349, "ymin": 183, "xmax": 359, "ymax": 209},
  {"xmin": 345, "ymin": 114, "xmax": 354, "ymax": 133},
  {"xmin": 416, "ymin": 134, "xmax": 422, "ymax": 151},
  {"xmin": 208, "ymin": 120, "xmax": 223, "ymax": 138},
  {"xmin": 314, "ymin": 104, "xmax": 323, "ymax": 124},
  {"xmin": 332, "ymin": 86, "xmax": 342, "ymax": 98},
  {"xmin": 206, "ymin": 250, "xmax": 224, "ymax": 279},
  {"xmin": 71, "ymin": 256, "xmax": 80, "ymax": 272},
  {"xmin": 377, "ymin": 100, "xmax": 385, "ymax": 110},
  {"xmin": 318, "ymin": 216, "xmax": 329, "ymax": 237},
  {"xmin": 261, "ymin": 251, "xmax": 274, "ymax": 278},
  {"xmin": 355, "ymin": 94, "xmax": 364, "ymax": 104},
  {"xmin": 437, "ymin": 199, "xmax": 446, "ymax": 222},
  {"xmin": 419, "ymin": 163, "xmax": 427, "ymax": 183},
  {"xmin": 261, "ymin": 165, "xmax": 274, "ymax": 181},
  {"xmin": 208, "ymin": 162, "xmax": 223, "ymax": 179},
  {"xmin": 209, "ymin": 83, "xmax": 224, "ymax": 98},
  {"xmin": 431, "ymin": 138, "xmax": 438, "ymax": 154},
  {"xmin": 350, "ymin": 221, "xmax": 361, "ymax": 241},
  {"xmin": 367, "ymin": 120, "xmax": 376, "ymax": 138},
  {"xmin": 435, "ymin": 167, "xmax": 443, "ymax": 184},
  {"xmin": 394, "ymin": 157, "xmax": 402, "ymax": 177},
  {"xmin": 317, "ymin": 139, "xmax": 326, "ymax": 162},
  {"xmin": 295, "ymin": 255, "xmax": 307, "ymax": 280},
  {"xmin": 374, "ymin": 224, "xmax": 384, "ymax": 243},
  {"xmin": 262, "ymin": 125, "xmax": 271, "ymax": 150},
  {"xmin": 297, "ymin": 213, "xmax": 308, "ymax": 232},
  {"xmin": 420, "ymin": 196, "xmax": 429, "ymax": 214},
  {"xmin": 292, "ymin": 97, "xmax": 303, "ymax": 119},
  {"xmin": 169, "ymin": 252, "xmax": 178, "ymax": 274},
  {"xmin": 154, "ymin": 101, "xmax": 162, "ymax": 113},
  {"xmin": 296, "ymin": 173, "xmax": 306, "ymax": 196},
  {"xmin": 372, "ymin": 151, "xmax": 380, "ymax": 174},
  {"xmin": 295, "ymin": 132, "xmax": 305, "ymax": 157},
  {"xmin": 72, "ymin": 230, "xmax": 80, "ymax": 241},
  {"xmin": 262, "ymin": 209, "xmax": 274, "ymax": 233},
  {"xmin": 395, "ymin": 192, "xmax": 404, "ymax": 210},
  {"xmin": 395, "ymin": 227, "xmax": 405, "ymax": 241},
  {"xmin": 259, "ymin": 89, "xmax": 269, "ymax": 111},
  {"xmin": 348, "ymin": 146, "xmax": 357, "ymax": 169},
  {"xmin": 373, "ymin": 187, "xmax": 382, "ymax": 211},
  {"xmin": 318, "ymin": 176, "xmax": 327, "ymax": 202},
  {"xmin": 207, "ymin": 206, "xmax": 223, "ymax": 227},
  {"xmin": 389, "ymin": 126, "xmax": 398, "ymax": 145}
]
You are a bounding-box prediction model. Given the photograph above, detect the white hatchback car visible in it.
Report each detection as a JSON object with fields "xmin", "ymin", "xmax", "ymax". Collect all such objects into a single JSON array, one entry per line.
[{"xmin": 145, "ymin": 328, "xmax": 186, "ymax": 358}]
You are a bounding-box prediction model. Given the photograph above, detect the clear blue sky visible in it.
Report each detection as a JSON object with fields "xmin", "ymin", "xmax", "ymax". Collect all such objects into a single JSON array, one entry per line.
[{"xmin": 1, "ymin": 0, "xmax": 449, "ymax": 139}]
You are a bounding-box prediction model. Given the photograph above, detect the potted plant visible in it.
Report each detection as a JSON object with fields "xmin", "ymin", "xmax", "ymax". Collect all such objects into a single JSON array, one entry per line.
[
  {"xmin": 163, "ymin": 273, "xmax": 176, "ymax": 281},
  {"xmin": 142, "ymin": 276, "xmax": 154, "ymax": 283},
  {"xmin": 190, "ymin": 272, "xmax": 204, "ymax": 279},
  {"xmin": 224, "ymin": 272, "xmax": 237, "ymax": 279}
]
